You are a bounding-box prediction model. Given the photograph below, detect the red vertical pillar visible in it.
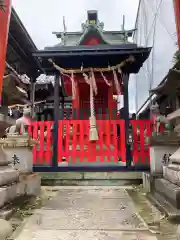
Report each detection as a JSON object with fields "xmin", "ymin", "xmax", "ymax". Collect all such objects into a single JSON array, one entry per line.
[
  {"xmin": 0, "ymin": 0, "xmax": 12, "ymax": 103},
  {"xmin": 174, "ymin": 0, "xmax": 180, "ymax": 50}
]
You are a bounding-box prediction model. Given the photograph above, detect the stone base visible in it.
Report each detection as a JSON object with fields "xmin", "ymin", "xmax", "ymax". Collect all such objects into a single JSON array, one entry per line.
[
  {"xmin": 20, "ymin": 173, "xmax": 41, "ymax": 196},
  {"xmin": 150, "ymin": 145, "xmax": 178, "ymax": 174},
  {"xmin": 0, "ymin": 173, "xmax": 41, "ymax": 208},
  {"xmin": 4, "ymin": 147, "xmax": 33, "ymax": 174},
  {"xmin": 154, "ymin": 178, "xmax": 180, "ymax": 209},
  {"xmin": 163, "ymin": 164, "xmax": 180, "ymax": 186}
]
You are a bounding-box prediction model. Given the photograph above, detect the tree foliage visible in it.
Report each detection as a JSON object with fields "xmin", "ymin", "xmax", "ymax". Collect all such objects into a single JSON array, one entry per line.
[{"xmin": 173, "ymin": 49, "xmax": 180, "ymax": 64}]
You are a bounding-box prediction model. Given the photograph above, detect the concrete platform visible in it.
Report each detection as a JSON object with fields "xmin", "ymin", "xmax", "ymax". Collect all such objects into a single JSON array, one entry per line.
[{"xmin": 12, "ymin": 187, "xmax": 157, "ymax": 240}]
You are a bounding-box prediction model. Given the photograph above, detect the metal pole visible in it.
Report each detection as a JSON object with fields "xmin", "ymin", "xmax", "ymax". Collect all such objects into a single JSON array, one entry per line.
[{"xmin": 123, "ymin": 74, "xmax": 132, "ymax": 167}]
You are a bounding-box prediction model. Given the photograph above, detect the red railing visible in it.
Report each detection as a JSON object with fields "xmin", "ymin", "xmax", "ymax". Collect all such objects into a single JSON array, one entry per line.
[
  {"xmin": 29, "ymin": 120, "xmax": 153, "ymax": 165},
  {"xmin": 57, "ymin": 120, "xmax": 126, "ymax": 163},
  {"xmin": 131, "ymin": 120, "xmax": 153, "ymax": 164}
]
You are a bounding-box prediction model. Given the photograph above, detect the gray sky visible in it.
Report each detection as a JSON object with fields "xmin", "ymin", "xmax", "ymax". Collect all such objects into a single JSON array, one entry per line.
[
  {"xmin": 12, "ymin": 0, "xmax": 139, "ymax": 112},
  {"xmin": 12, "ymin": 0, "xmax": 139, "ymax": 49}
]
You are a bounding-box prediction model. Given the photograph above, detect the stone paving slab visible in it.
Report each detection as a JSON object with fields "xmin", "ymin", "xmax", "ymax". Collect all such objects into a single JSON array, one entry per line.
[
  {"xmin": 45, "ymin": 198, "xmax": 131, "ymax": 211},
  {"xmin": 15, "ymin": 229, "xmax": 157, "ymax": 240},
  {"xmin": 13, "ymin": 187, "xmax": 157, "ymax": 240},
  {"xmin": 23, "ymin": 209, "xmax": 146, "ymax": 230},
  {"xmin": 44, "ymin": 189, "xmax": 133, "ymax": 210}
]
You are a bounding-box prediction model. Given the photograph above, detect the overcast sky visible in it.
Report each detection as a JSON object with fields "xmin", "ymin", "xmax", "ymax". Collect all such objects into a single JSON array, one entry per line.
[
  {"xmin": 12, "ymin": 0, "xmax": 139, "ymax": 112},
  {"xmin": 11, "ymin": 0, "xmax": 178, "ymax": 113},
  {"xmin": 12, "ymin": 0, "xmax": 139, "ymax": 49}
]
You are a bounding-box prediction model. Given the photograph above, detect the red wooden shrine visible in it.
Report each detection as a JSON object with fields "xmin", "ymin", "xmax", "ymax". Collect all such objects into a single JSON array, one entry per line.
[{"xmin": 30, "ymin": 10, "xmax": 151, "ymax": 169}]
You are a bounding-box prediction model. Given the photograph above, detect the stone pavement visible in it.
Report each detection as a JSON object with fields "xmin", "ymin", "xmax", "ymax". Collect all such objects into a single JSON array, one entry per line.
[{"xmin": 13, "ymin": 186, "xmax": 157, "ymax": 240}]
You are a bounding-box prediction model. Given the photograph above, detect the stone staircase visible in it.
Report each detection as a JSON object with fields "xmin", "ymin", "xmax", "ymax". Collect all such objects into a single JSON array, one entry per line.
[
  {"xmin": 149, "ymin": 148, "xmax": 180, "ymax": 219},
  {"xmin": 149, "ymin": 177, "xmax": 180, "ymax": 220},
  {"xmin": 0, "ymin": 150, "xmax": 40, "ymax": 216}
]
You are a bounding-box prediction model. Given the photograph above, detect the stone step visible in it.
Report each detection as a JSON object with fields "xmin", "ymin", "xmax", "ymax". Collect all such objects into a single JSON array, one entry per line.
[
  {"xmin": 163, "ymin": 164, "xmax": 180, "ymax": 186},
  {"xmin": 0, "ymin": 167, "xmax": 19, "ymax": 187},
  {"xmin": 0, "ymin": 173, "xmax": 41, "ymax": 208},
  {"xmin": 41, "ymin": 178, "xmax": 142, "ymax": 186},
  {"xmin": 41, "ymin": 172, "xmax": 142, "ymax": 186},
  {"xmin": 154, "ymin": 178, "xmax": 180, "ymax": 209},
  {"xmin": 148, "ymin": 191, "xmax": 180, "ymax": 220},
  {"xmin": 41, "ymin": 171, "xmax": 142, "ymax": 180}
]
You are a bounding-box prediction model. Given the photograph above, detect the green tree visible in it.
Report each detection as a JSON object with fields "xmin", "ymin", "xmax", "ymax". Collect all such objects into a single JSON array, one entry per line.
[
  {"xmin": 173, "ymin": 41, "xmax": 180, "ymax": 64},
  {"xmin": 173, "ymin": 49, "xmax": 180, "ymax": 64}
]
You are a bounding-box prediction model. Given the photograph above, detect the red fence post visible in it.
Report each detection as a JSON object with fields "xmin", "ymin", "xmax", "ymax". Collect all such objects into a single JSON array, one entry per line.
[{"xmin": 119, "ymin": 120, "xmax": 126, "ymax": 162}]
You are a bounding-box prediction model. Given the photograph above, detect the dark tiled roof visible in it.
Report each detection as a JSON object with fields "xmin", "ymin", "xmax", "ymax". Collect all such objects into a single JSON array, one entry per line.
[
  {"xmin": 7, "ymin": 8, "xmax": 42, "ymax": 78},
  {"xmin": 33, "ymin": 44, "xmax": 151, "ymax": 74}
]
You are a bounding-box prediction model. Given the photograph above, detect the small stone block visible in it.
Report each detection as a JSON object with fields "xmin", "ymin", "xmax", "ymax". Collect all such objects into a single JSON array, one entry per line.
[{"xmin": 25, "ymin": 173, "xmax": 41, "ymax": 196}]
